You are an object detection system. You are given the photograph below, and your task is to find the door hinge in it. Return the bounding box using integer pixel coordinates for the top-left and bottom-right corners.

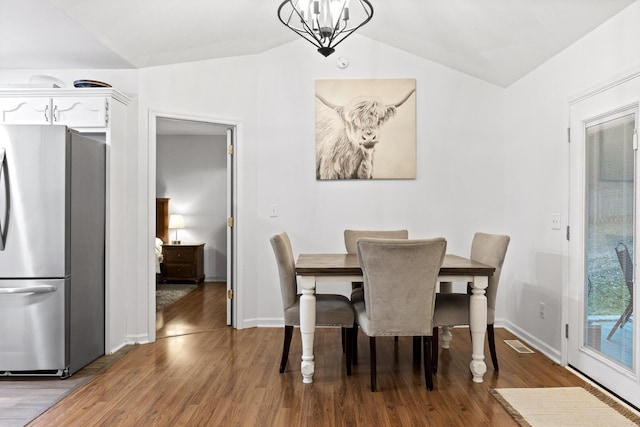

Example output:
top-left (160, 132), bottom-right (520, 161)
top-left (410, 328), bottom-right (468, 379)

top-left (227, 217), bottom-right (234, 227)
top-left (567, 127), bottom-right (571, 143)
top-left (227, 289), bottom-right (233, 299)
top-left (565, 323), bottom-right (569, 339)
top-left (227, 144), bottom-right (234, 155)
top-left (634, 128), bottom-right (638, 150)
top-left (566, 225), bottom-right (570, 241)
top-left (105, 99), bottom-right (109, 125)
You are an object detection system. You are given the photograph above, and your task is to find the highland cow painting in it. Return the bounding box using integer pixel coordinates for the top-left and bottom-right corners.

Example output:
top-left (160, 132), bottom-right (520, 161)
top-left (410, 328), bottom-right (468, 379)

top-left (315, 78), bottom-right (416, 180)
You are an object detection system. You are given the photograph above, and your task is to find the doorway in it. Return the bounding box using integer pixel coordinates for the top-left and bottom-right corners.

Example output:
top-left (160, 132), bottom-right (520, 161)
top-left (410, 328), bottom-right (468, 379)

top-left (568, 75), bottom-right (639, 407)
top-left (148, 111), bottom-right (237, 342)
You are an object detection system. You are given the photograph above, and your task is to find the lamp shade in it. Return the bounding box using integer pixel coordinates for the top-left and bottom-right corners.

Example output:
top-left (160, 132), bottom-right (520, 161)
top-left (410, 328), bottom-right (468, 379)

top-left (169, 214), bottom-right (185, 229)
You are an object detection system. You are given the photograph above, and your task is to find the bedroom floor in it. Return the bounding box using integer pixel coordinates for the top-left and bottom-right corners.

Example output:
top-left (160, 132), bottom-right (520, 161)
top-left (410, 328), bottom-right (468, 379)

top-left (156, 281), bottom-right (228, 337)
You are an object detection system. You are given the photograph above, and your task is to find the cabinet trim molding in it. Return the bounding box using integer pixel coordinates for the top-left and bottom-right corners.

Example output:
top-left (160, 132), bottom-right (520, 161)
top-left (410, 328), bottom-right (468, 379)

top-left (0, 88), bottom-right (131, 105)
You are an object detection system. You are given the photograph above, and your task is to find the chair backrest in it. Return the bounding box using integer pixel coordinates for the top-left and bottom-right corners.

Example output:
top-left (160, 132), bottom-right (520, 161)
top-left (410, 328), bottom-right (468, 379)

top-left (344, 229), bottom-right (409, 254)
top-left (615, 242), bottom-right (634, 294)
top-left (357, 237), bottom-right (447, 335)
top-left (270, 232), bottom-right (297, 311)
top-left (470, 232), bottom-right (510, 323)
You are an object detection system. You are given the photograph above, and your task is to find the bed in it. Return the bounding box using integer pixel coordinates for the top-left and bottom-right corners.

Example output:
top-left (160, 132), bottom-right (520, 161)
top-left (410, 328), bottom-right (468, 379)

top-left (155, 237), bottom-right (164, 274)
top-left (156, 198), bottom-right (170, 275)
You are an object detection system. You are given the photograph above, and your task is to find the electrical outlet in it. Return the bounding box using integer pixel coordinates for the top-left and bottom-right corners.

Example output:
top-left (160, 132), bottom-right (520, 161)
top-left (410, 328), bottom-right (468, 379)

top-left (551, 214), bottom-right (561, 230)
top-left (539, 302), bottom-right (545, 319)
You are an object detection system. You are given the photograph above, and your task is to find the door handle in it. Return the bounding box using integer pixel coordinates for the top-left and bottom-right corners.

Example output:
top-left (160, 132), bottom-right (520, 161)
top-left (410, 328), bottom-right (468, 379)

top-left (0, 285), bottom-right (57, 294)
top-left (0, 148), bottom-right (8, 251)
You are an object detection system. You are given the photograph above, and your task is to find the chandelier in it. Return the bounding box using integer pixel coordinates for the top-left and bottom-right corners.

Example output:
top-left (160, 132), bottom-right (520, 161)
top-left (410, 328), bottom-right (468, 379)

top-left (277, 0), bottom-right (374, 57)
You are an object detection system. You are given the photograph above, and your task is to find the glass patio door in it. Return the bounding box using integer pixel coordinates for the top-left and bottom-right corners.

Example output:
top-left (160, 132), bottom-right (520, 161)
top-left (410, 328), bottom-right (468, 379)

top-left (568, 77), bottom-right (640, 408)
top-left (584, 112), bottom-right (635, 366)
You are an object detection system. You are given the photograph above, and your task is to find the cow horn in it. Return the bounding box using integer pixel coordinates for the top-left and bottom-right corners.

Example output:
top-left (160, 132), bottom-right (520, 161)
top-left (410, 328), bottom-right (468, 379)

top-left (392, 88), bottom-right (416, 108)
top-left (315, 94), bottom-right (338, 110)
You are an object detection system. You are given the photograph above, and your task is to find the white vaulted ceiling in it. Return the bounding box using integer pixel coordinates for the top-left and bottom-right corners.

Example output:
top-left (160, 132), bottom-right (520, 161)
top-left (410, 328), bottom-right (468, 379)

top-left (1, 0), bottom-right (636, 87)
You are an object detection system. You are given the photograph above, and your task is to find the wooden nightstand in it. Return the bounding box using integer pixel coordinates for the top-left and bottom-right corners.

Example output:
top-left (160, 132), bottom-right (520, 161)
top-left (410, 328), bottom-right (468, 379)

top-left (162, 243), bottom-right (205, 283)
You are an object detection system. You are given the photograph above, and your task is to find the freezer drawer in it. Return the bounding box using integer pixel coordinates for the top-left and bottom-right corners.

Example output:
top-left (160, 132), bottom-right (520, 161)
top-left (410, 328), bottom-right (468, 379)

top-left (0, 279), bottom-right (68, 376)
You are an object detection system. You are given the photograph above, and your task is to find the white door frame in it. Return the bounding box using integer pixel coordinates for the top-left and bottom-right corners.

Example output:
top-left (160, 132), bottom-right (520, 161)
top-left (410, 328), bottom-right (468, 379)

top-left (566, 71), bottom-right (640, 407)
top-left (147, 109), bottom-right (240, 342)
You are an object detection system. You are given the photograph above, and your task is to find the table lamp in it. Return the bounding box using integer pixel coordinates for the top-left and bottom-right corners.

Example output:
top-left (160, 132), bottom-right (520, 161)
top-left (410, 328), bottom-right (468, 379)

top-left (169, 214), bottom-right (185, 244)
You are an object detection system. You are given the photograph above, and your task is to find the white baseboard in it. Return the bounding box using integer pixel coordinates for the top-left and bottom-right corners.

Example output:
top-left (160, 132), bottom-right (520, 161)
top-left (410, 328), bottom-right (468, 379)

top-left (125, 333), bottom-right (151, 345)
top-left (500, 319), bottom-right (562, 364)
top-left (107, 341), bottom-right (130, 355)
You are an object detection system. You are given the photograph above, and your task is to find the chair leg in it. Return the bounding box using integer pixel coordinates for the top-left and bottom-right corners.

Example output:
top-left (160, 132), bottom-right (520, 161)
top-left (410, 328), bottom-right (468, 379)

top-left (370, 336), bottom-right (377, 392)
top-left (432, 327), bottom-right (439, 373)
top-left (345, 326), bottom-right (353, 376)
top-left (607, 302), bottom-right (633, 340)
top-left (413, 336), bottom-right (421, 364)
top-left (279, 325), bottom-right (293, 373)
top-left (487, 324), bottom-right (499, 371)
top-left (423, 336), bottom-right (433, 391)
top-left (352, 326), bottom-right (358, 365)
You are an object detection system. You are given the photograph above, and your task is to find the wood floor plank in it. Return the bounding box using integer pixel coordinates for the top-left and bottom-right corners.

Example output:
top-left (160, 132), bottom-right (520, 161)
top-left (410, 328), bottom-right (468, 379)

top-left (27, 282), bottom-right (589, 426)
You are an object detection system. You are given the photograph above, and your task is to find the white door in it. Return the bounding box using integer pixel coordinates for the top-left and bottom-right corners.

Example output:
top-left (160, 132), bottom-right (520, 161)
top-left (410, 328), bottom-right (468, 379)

top-left (226, 128), bottom-right (234, 326)
top-left (568, 76), bottom-right (640, 407)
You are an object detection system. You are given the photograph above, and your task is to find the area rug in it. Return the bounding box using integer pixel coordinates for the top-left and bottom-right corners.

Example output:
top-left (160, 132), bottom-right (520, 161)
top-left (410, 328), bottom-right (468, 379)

top-left (490, 386), bottom-right (640, 426)
top-left (156, 283), bottom-right (197, 311)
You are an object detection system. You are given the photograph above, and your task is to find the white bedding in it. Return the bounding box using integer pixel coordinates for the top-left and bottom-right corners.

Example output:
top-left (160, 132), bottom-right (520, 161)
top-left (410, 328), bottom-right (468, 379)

top-left (155, 237), bottom-right (164, 273)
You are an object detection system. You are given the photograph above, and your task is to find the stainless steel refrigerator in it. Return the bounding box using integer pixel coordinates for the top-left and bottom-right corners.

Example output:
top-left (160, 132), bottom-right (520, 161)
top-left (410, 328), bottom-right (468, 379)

top-left (0, 124), bottom-right (105, 377)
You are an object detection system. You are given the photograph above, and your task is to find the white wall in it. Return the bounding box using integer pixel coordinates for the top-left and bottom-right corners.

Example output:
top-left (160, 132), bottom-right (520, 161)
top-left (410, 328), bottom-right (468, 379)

top-left (11, 4), bottom-right (638, 357)
top-left (138, 34), bottom-right (507, 329)
top-left (157, 134), bottom-right (227, 280)
top-left (502, 2), bottom-right (640, 360)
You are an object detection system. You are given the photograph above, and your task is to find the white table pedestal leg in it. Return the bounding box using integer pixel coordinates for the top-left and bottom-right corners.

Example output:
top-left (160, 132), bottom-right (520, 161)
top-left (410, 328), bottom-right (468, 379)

top-left (469, 275), bottom-right (488, 383)
top-left (299, 276), bottom-right (316, 384)
top-left (438, 281), bottom-right (454, 349)
top-left (441, 326), bottom-right (453, 349)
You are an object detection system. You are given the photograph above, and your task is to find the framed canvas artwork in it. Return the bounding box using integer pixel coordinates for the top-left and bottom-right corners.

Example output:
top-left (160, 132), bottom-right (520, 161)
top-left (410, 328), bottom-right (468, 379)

top-left (315, 78), bottom-right (416, 180)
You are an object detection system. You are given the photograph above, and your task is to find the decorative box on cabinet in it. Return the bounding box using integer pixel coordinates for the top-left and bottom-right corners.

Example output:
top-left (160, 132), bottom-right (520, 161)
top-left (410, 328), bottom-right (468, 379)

top-left (162, 243), bottom-right (205, 283)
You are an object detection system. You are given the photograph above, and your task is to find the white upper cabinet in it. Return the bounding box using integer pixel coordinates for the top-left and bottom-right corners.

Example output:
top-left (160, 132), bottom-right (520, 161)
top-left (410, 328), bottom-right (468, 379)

top-left (0, 97), bottom-right (107, 127)
top-left (0, 88), bottom-right (129, 130)
top-left (0, 97), bottom-right (50, 124)
top-left (53, 97), bottom-right (107, 128)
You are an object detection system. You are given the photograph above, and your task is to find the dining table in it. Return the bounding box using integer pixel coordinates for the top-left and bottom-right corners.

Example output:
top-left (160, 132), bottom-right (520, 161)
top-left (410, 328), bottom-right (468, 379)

top-left (294, 253), bottom-right (495, 384)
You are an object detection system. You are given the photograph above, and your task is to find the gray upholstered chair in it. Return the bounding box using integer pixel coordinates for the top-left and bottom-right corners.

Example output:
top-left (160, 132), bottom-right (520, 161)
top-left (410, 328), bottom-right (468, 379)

top-left (354, 237), bottom-right (447, 391)
top-left (344, 229), bottom-right (410, 362)
top-left (433, 232), bottom-right (510, 371)
top-left (270, 232), bottom-right (356, 375)
top-left (344, 229), bottom-right (409, 303)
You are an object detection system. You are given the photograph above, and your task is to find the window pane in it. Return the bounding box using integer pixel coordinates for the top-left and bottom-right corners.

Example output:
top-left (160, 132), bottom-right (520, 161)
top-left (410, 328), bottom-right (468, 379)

top-left (584, 112), bottom-right (635, 370)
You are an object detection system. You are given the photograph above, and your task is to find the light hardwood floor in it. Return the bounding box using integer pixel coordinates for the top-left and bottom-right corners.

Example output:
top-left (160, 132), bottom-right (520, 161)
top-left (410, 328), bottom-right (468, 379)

top-left (29, 282), bottom-right (587, 426)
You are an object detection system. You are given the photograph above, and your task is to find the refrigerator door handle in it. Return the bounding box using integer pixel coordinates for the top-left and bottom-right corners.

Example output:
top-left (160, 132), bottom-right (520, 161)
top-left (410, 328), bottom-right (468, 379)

top-left (0, 147), bottom-right (8, 251)
top-left (0, 284), bottom-right (57, 294)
